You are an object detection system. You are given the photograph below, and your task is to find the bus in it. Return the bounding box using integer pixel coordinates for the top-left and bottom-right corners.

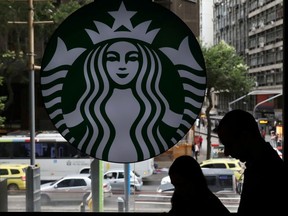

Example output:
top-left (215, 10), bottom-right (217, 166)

top-left (0, 131), bottom-right (155, 182)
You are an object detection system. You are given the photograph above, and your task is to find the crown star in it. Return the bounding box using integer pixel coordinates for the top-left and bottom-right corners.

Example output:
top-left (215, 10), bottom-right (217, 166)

top-left (108, 2), bottom-right (136, 31)
top-left (85, 1), bottom-right (160, 45)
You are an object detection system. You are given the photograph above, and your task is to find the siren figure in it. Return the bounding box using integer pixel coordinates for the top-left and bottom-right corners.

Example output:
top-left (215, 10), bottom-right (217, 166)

top-left (41, 1), bottom-right (206, 163)
top-left (70, 39), bottom-right (182, 162)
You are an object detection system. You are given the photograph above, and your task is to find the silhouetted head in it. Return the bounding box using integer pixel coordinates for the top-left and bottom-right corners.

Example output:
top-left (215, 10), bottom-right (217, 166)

top-left (217, 109), bottom-right (262, 162)
top-left (169, 155), bottom-right (206, 188)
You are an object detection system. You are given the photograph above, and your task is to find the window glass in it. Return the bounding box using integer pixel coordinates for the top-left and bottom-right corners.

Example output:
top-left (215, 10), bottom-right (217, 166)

top-left (213, 163), bottom-right (226, 168)
top-left (228, 163), bottom-right (236, 168)
top-left (0, 143), bottom-right (11, 157)
top-left (1, 0), bottom-right (284, 213)
top-left (0, 169), bottom-right (9, 175)
top-left (201, 164), bottom-right (213, 168)
top-left (57, 179), bottom-right (71, 188)
top-left (218, 175), bottom-right (233, 188)
top-left (72, 179), bottom-right (86, 187)
top-left (205, 176), bottom-right (216, 186)
top-left (118, 172), bottom-right (124, 179)
top-left (10, 169), bottom-right (20, 175)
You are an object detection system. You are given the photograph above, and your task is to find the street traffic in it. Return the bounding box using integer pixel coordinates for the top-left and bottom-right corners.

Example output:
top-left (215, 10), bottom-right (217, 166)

top-left (8, 180), bottom-right (240, 213)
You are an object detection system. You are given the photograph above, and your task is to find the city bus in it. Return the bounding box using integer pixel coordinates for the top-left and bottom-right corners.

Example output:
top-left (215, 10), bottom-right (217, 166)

top-left (0, 131), bottom-right (155, 182)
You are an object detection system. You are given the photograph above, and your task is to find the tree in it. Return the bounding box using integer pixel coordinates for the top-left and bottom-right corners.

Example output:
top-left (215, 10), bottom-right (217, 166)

top-left (0, 0), bottom-right (92, 129)
top-left (0, 73), bottom-right (6, 127)
top-left (201, 40), bottom-right (254, 159)
top-left (0, 51), bottom-right (10, 127)
top-left (0, 50), bottom-right (27, 113)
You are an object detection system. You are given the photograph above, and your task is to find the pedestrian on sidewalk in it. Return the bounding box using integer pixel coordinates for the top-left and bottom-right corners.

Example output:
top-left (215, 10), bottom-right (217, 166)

top-left (191, 143), bottom-right (196, 158)
top-left (199, 135), bottom-right (203, 149)
top-left (194, 144), bottom-right (200, 161)
top-left (270, 130), bottom-right (277, 148)
top-left (167, 155), bottom-right (229, 215)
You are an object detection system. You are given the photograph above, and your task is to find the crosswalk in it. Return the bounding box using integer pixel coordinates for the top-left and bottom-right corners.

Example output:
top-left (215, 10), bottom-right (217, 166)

top-left (135, 193), bottom-right (240, 213)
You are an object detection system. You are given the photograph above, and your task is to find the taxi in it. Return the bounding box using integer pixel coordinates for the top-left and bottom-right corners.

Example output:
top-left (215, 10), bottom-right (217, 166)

top-left (199, 158), bottom-right (245, 181)
top-left (0, 164), bottom-right (28, 191)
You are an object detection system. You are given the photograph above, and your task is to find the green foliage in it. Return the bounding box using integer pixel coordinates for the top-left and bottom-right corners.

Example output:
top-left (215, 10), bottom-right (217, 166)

top-left (202, 40), bottom-right (254, 95)
top-left (0, 50), bottom-right (28, 128)
top-left (0, 50), bottom-right (27, 83)
top-left (51, 0), bottom-right (93, 25)
top-left (0, 0), bottom-right (94, 129)
top-left (0, 53), bottom-right (7, 127)
top-left (200, 40), bottom-right (254, 160)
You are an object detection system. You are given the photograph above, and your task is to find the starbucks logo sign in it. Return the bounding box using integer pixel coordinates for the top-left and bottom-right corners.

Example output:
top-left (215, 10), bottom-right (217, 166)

top-left (40, 0), bottom-right (206, 163)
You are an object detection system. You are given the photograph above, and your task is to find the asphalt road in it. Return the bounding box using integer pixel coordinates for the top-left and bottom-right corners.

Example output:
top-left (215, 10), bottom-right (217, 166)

top-left (5, 129), bottom-right (241, 212)
top-left (7, 178), bottom-right (239, 213)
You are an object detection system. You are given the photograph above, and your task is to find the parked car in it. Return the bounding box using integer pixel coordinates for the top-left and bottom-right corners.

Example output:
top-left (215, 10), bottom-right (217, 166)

top-left (104, 169), bottom-right (143, 194)
top-left (40, 174), bottom-right (112, 204)
top-left (199, 158), bottom-right (245, 181)
top-left (157, 168), bottom-right (238, 194)
top-left (0, 164), bottom-right (28, 191)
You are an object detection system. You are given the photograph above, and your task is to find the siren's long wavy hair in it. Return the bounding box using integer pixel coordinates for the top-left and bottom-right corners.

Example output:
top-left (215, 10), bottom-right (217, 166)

top-left (77, 40), bottom-right (173, 161)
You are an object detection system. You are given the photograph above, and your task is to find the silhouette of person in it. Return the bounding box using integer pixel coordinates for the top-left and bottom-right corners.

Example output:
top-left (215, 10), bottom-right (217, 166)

top-left (168, 155), bottom-right (230, 215)
top-left (217, 109), bottom-right (286, 215)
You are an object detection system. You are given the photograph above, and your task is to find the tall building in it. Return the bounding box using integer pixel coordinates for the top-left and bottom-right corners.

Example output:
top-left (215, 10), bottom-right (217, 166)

top-left (154, 0), bottom-right (199, 37)
top-left (213, 0), bottom-right (283, 122)
top-left (200, 0), bottom-right (214, 47)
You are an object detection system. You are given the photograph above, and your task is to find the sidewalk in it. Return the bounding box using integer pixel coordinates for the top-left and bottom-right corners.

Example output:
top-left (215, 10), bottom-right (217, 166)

top-left (195, 127), bottom-right (219, 163)
top-left (146, 132), bottom-right (212, 185)
top-left (146, 130), bottom-right (219, 185)
top-left (154, 129), bottom-right (216, 169)
top-left (154, 127), bottom-right (273, 173)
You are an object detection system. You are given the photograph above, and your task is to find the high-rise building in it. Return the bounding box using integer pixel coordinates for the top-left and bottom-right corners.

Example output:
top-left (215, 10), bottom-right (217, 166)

top-left (213, 0), bottom-right (283, 122)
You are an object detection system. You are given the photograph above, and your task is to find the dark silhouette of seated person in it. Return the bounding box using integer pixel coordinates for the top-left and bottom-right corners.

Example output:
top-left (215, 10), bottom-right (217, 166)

top-left (168, 155), bottom-right (230, 215)
top-left (217, 109), bottom-right (286, 215)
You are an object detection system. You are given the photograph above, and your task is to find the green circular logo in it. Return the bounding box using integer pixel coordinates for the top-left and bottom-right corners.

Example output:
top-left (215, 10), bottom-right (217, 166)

top-left (40, 0), bottom-right (206, 163)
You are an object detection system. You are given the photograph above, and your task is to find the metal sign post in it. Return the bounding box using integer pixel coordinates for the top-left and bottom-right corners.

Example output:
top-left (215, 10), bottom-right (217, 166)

top-left (28, 0), bottom-right (36, 166)
top-left (0, 179), bottom-right (8, 212)
top-left (26, 165), bottom-right (41, 212)
top-left (90, 159), bottom-right (103, 212)
top-left (124, 163), bottom-right (130, 212)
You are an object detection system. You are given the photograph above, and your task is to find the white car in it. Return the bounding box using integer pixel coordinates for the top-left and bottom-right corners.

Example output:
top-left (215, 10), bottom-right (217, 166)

top-left (104, 169), bottom-right (143, 194)
top-left (40, 174), bottom-right (112, 204)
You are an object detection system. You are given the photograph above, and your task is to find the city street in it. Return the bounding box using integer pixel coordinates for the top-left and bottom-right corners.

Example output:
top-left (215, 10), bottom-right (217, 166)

top-left (5, 128), bottom-right (242, 213)
top-left (7, 183), bottom-right (239, 213)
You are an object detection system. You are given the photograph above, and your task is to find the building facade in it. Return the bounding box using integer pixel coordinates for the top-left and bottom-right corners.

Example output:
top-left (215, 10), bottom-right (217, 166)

top-left (213, 0), bottom-right (283, 123)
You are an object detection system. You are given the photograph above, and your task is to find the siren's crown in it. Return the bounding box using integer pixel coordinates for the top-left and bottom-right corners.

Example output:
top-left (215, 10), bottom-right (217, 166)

top-left (85, 2), bottom-right (160, 44)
